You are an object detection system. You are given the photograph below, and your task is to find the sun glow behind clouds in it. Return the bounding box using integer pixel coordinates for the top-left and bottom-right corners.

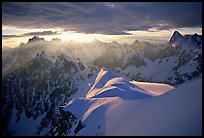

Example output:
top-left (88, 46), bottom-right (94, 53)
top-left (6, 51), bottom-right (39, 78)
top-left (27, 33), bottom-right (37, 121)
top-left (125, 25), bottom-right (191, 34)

top-left (2, 26), bottom-right (63, 47)
top-left (2, 37), bottom-right (29, 48)
top-left (58, 31), bottom-right (130, 43)
top-left (2, 25), bottom-right (202, 48)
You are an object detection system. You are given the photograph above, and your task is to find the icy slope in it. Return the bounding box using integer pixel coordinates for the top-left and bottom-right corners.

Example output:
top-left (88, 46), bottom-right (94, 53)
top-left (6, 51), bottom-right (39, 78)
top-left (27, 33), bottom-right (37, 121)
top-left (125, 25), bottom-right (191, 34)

top-left (62, 68), bottom-right (202, 136)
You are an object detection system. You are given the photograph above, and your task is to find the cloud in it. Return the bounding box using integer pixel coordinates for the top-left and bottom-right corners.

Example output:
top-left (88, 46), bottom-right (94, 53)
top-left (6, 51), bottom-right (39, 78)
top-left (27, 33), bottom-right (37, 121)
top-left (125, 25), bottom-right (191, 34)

top-left (2, 31), bottom-right (60, 38)
top-left (2, 35), bottom-right (21, 39)
top-left (22, 31), bottom-right (59, 36)
top-left (2, 2), bottom-right (202, 35)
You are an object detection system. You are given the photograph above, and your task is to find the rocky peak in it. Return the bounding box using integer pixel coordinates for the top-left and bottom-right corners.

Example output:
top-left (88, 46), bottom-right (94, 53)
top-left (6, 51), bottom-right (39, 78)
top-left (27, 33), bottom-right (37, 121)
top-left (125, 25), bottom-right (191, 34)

top-left (28, 36), bottom-right (45, 43)
top-left (169, 31), bottom-right (183, 43)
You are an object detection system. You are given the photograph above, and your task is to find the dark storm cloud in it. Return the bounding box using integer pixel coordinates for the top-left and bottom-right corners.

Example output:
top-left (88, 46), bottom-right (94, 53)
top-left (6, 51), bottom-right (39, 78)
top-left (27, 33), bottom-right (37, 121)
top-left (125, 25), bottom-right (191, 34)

top-left (2, 2), bottom-right (202, 35)
top-left (2, 31), bottom-right (59, 38)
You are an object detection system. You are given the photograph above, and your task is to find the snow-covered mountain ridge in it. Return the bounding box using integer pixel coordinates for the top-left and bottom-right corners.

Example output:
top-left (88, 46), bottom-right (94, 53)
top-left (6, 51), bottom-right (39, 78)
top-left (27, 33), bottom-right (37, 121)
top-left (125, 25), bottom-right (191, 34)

top-left (62, 68), bottom-right (202, 136)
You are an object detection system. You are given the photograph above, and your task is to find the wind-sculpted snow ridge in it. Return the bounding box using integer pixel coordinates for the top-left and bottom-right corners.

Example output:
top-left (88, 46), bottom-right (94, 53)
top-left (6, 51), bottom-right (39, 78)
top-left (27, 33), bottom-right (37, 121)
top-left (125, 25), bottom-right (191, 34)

top-left (84, 68), bottom-right (174, 99)
top-left (61, 68), bottom-right (202, 136)
top-left (130, 81), bottom-right (175, 96)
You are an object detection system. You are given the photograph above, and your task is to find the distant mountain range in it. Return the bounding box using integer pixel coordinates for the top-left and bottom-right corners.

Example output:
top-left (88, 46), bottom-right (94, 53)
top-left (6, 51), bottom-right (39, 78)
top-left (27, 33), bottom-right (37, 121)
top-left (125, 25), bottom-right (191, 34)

top-left (3, 31), bottom-right (202, 85)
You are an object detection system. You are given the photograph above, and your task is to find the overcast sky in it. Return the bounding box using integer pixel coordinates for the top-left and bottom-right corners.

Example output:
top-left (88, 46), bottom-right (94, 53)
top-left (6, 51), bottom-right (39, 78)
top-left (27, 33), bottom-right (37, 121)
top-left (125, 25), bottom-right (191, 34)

top-left (2, 2), bottom-right (202, 47)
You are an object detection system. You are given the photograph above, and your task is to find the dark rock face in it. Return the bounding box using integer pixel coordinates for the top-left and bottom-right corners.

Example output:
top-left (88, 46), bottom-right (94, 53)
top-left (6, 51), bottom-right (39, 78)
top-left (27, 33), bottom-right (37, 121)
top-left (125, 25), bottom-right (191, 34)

top-left (169, 31), bottom-right (183, 43)
top-left (28, 36), bottom-right (45, 43)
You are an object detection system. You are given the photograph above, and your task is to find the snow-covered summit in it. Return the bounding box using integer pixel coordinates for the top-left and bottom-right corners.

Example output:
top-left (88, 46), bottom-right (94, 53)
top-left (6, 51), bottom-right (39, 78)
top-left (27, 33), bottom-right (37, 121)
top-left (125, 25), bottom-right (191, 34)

top-left (36, 51), bottom-right (56, 63)
top-left (169, 31), bottom-right (202, 50)
top-left (85, 68), bottom-right (159, 99)
top-left (62, 68), bottom-right (201, 136)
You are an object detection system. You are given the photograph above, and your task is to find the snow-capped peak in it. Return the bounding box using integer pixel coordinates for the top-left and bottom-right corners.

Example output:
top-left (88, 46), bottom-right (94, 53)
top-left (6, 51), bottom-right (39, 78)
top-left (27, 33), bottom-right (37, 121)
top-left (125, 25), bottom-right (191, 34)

top-left (169, 31), bottom-right (202, 51)
top-left (36, 51), bottom-right (56, 63)
top-left (169, 31), bottom-right (183, 43)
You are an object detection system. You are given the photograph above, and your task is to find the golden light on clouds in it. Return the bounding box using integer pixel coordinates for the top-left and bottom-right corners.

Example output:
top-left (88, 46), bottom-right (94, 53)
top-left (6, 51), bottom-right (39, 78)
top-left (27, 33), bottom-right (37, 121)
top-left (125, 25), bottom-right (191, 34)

top-left (2, 25), bottom-right (202, 48)
top-left (2, 37), bottom-right (29, 48)
top-left (58, 31), bottom-right (130, 43)
top-left (2, 2), bottom-right (201, 48)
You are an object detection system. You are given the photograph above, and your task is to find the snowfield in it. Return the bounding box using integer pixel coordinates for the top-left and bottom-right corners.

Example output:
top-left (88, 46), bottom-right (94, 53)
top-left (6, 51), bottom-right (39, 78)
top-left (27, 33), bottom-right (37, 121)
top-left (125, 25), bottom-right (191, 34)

top-left (63, 68), bottom-right (201, 136)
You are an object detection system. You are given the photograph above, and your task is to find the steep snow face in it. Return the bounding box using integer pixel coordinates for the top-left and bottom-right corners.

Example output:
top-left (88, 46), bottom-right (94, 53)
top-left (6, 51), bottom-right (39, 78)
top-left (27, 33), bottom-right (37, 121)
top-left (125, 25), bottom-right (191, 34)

top-left (122, 55), bottom-right (179, 82)
top-left (70, 70), bottom-right (99, 99)
top-left (63, 69), bottom-right (201, 136)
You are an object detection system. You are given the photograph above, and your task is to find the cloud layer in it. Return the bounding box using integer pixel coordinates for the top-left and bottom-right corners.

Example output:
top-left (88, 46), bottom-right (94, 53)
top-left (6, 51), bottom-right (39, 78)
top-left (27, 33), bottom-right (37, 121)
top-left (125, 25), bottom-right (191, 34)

top-left (2, 31), bottom-right (59, 38)
top-left (2, 2), bottom-right (202, 35)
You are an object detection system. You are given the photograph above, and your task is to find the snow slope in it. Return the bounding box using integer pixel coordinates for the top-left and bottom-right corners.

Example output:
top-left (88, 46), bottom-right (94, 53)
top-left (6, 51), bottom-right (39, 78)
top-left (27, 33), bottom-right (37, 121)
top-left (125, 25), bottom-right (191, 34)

top-left (122, 55), bottom-right (179, 82)
top-left (70, 70), bottom-right (99, 99)
top-left (130, 81), bottom-right (174, 96)
top-left (61, 68), bottom-right (202, 136)
top-left (104, 78), bottom-right (202, 136)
